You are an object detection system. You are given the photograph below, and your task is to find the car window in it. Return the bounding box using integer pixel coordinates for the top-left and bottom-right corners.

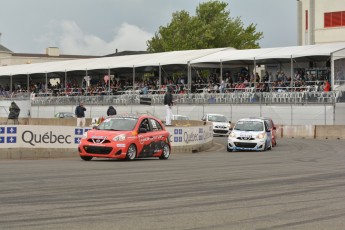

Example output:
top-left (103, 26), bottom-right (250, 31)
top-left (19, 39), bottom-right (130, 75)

top-left (234, 121), bottom-right (264, 131)
top-left (150, 118), bottom-right (162, 131)
top-left (264, 119), bottom-right (272, 129)
top-left (139, 119), bottom-right (151, 132)
top-left (97, 117), bottom-right (137, 131)
top-left (208, 115), bottom-right (227, 122)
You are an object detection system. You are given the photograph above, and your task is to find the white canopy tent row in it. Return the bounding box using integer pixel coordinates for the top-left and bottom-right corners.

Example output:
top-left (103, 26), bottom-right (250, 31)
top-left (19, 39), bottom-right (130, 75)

top-left (1, 43), bottom-right (345, 93)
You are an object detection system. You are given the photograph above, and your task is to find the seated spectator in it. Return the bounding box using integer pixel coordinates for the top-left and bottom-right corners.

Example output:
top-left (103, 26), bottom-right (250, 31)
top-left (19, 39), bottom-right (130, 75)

top-left (323, 79), bottom-right (331, 92)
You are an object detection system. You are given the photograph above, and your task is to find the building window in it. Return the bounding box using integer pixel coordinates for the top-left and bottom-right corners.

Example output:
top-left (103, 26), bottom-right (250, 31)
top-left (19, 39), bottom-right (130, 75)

top-left (306, 10), bottom-right (308, 30)
top-left (324, 11), bottom-right (345, 28)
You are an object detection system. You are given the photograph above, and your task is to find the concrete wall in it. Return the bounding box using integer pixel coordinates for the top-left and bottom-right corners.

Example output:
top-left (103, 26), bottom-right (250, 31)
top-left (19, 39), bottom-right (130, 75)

top-left (0, 119), bottom-right (214, 159)
top-left (279, 124), bottom-right (345, 139)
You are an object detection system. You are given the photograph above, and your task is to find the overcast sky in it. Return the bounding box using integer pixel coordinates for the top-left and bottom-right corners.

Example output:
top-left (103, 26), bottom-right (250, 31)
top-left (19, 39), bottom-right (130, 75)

top-left (0, 0), bottom-right (297, 56)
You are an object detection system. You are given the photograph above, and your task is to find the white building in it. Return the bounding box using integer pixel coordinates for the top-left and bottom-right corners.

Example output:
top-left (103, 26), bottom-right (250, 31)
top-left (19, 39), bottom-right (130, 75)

top-left (298, 0), bottom-right (345, 45)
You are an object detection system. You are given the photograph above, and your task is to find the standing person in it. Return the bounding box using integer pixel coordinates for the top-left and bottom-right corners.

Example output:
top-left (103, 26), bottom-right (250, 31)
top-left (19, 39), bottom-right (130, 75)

top-left (107, 105), bottom-right (116, 117)
top-left (164, 87), bottom-right (173, 126)
top-left (75, 101), bottom-right (86, 127)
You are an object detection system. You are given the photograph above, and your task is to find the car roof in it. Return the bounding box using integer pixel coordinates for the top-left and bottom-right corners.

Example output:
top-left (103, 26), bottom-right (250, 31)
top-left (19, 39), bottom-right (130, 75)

top-left (110, 114), bottom-right (162, 121)
top-left (173, 114), bottom-right (188, 117)
top-left (237, 118), bottom-right (265, 122)
top-left (206, 113), bottom-right (226, 116)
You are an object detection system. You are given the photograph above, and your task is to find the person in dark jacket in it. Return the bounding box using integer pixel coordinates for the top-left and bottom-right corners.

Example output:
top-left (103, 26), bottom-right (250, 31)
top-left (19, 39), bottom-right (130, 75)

top-left (75, 101), bottom-right (86, 127)
top-left (164, 87), bottom-right (174, 126)
top-left (8, 101), bottom-right (20, 119)
top-left (107, 106), bottom-right (117, 117)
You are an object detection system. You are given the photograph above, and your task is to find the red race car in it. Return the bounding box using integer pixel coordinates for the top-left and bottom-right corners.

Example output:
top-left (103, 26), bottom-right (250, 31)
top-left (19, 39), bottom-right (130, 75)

top-left (78, 114), bottom-right (171, 161)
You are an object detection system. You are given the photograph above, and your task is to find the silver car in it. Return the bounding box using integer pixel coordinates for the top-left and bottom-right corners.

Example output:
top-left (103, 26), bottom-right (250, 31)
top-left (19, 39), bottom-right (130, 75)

top-left (227, 118), bottom-right (272, 152)
top-left (202, 114), bottom-right (231, 136)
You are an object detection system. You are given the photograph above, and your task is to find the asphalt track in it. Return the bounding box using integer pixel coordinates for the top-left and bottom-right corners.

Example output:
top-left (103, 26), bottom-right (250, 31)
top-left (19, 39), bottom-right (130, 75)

top-left (1, 137), bottom-right (345, 230)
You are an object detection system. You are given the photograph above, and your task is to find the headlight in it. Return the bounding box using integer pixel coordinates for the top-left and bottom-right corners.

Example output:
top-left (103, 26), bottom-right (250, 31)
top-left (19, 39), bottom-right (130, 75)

top-left (113, 134), bottom-right (126, 142)
top-left (229, 132), bottom-right (236, 138)
top-left (81, 132), bottom-right (88, 139)
top-left (257, 132), bottom-right (266, 139)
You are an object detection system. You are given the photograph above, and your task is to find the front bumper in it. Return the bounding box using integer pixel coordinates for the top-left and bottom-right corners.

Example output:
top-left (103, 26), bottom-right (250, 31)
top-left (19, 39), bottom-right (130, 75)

top-left (228, 138), bottom-right (266, 151)
top-left (213, 128), bottom-right (231, 136)
top-left (78, 142), bottom-right (128, 159)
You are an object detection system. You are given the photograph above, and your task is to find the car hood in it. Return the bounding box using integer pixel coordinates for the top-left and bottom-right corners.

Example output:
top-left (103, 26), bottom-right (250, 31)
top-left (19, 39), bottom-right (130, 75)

top-left (232, 130), bottom-right (262, 137)
top-left (212, 122), bottom-right (229, 126)
top-left (86, 130), bottom-right (133, 139)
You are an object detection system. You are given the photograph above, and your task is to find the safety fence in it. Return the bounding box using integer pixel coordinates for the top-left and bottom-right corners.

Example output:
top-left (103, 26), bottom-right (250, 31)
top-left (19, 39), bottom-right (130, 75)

top-left (29, 91), bottom-right (345, 106)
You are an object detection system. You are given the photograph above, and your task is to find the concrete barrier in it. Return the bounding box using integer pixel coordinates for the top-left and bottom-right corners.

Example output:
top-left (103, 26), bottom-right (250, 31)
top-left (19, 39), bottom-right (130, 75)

top-left (279, 125), bottom-right (345, 139)
top-left (315, 125), bottom-right (345, 140)
top-left (280, 125), bottom-right (315, 139)
top-left (0, 119), bottom-right (213, 159)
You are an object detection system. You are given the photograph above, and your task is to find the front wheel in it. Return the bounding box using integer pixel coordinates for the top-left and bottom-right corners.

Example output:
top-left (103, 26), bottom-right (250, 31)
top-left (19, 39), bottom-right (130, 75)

top-left (80, 156), bottom-right (93, 161)
top-left (159, 143), bottom-right (170, 160)
top-left (227, 145), bottom-right (233, 152)
top-left (126, 144), bottom-right (137, 160)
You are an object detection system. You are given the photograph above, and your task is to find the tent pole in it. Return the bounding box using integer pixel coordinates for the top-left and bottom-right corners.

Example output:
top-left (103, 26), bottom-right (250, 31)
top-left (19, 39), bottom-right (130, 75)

top-left (64, 70), bottom-right (67, 94)
top-left (254, 58), bottom-right (256, 86)
top-left (85, 69), bottom-right (88, 89)
top-left (187, 61), bottom-right (191, 94)
top-left (45, 72), bottom-right (48, 91)
top-left (10, 74), bottom-right (12, 92)
top-left (331, 52), bottom-right (335, 90)
top-left (132, 66), bottom-right (135, 90)
top-left (27, 73), bottom-right (30, 94)
top-left (291, 55), bottom-right (294, 90)
top-left (108, 67), bottom-right (111, 95)
top-left (220, 60), bottom-right (223, 83)
top-left (159, 64), bottom-right (161, 89)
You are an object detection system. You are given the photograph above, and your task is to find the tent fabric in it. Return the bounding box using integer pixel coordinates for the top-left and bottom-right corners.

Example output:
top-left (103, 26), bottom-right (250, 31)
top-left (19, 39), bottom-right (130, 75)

top-left (1, 43), bottom-right (345, 76)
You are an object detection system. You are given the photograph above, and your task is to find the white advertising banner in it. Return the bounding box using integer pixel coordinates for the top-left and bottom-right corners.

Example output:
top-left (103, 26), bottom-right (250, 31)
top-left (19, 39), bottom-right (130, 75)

top-left (165, 125), bottom-right (213, 147)
top-left (0, 124), bottom-right (213, 149)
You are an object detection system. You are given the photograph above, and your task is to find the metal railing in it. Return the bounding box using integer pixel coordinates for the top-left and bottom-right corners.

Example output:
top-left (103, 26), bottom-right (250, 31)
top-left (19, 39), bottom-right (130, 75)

top-left (29, 91), bottom-right (345, 106)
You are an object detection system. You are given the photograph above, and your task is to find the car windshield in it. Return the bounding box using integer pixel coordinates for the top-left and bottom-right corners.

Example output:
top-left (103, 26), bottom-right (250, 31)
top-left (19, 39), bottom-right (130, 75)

top-left (97, 117), bottom-right (138, 131)
top-left (208, 115), bottom-right (227, 122)
top-left (234, 121), bottom-right (264, 131)
top-left (175, 116), bottom-right (188, 120)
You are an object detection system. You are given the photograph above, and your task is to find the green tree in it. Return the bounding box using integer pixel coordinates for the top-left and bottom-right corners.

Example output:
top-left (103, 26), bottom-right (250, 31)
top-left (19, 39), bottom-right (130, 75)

top-left (147, 1), bottom-right (263, 52)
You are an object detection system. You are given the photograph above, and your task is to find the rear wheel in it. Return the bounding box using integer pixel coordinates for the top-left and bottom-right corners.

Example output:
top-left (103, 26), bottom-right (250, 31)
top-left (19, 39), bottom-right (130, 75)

top-left (80, 156), bottom-right (93, 161)
top-left (126, 144), bottom-right (137, 160)
top-left (159, 143), bottom-right (170, 159)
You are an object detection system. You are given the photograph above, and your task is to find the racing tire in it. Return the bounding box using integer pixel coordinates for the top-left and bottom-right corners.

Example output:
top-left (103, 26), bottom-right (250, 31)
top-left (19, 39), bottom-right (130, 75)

top-left (159, 143), bottom-right (170, 160)
top-left (126, 144), bottom-right (137, 161)
top-left (227, 146), bottom-right (233, 152)
top-left (80, 156), bottom-right (93, 161)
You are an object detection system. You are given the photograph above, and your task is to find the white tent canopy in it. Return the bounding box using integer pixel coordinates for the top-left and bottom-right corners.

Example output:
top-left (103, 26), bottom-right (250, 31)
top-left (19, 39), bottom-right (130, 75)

top-left (0, 48), bottom-right (228, 76)
top-left (1, 43), bottom-right (345, 76)
top-left (1, 43), bottom-right (345, 90)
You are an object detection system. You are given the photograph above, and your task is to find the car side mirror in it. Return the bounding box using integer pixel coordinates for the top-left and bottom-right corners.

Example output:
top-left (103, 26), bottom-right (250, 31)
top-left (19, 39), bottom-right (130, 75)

top-left (92, 125), bottom-right (98, 129)
top-left (139, 128), bottom-right (147, 133)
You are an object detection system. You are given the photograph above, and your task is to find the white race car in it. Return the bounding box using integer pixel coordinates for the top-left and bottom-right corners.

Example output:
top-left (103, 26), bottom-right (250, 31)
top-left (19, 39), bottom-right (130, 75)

top-left (227, 118), bottom-right (272, 152)
top-left (202, 114), bottom-right (231, 136)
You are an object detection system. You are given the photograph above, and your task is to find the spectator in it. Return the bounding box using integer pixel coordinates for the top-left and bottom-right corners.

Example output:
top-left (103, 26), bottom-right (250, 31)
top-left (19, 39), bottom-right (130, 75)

top-left (164, 87), bottom-right (174, 126)
top-left (323, 79), bottom-right (331, 92)
top-left (75, 101), bottom-right (86, 127)
top-left (107, 106), bottom-right (117, 117)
